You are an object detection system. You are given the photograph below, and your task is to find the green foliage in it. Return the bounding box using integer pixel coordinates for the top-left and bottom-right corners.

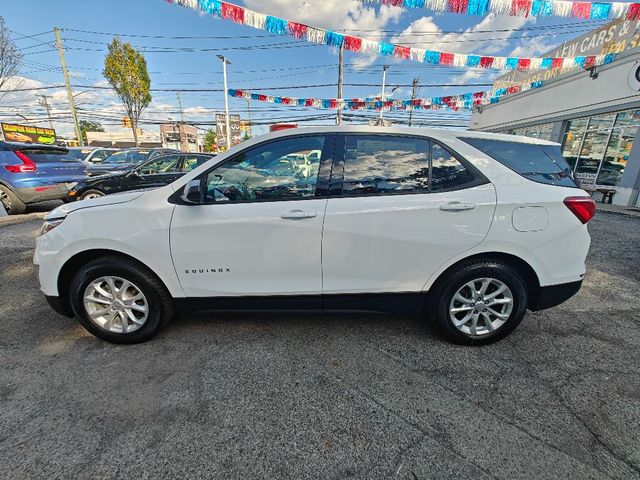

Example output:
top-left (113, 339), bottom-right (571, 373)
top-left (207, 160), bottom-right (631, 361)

top-left (78, 120), bottom-right (104, 143)
top-left (203, 129), bottom-right (217, 152)
top-left (103, 38), bottom-right (151, 145)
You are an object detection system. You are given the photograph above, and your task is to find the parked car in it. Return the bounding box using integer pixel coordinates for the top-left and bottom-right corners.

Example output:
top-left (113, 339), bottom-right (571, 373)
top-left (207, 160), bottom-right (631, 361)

top-left (0, 142), bottom-right (86, 215)
top-left (68, 153), bottom-right (213, 201)
top-left (85, 148), bottom-right (180, 176)
top-left (66, 147), bottom-right (119, 164)
top-left (34, 127), bottom-right (595, 345)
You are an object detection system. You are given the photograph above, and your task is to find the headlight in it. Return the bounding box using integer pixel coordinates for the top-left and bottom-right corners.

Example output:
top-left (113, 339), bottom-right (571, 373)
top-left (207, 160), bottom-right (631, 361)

top-left (39, 217), bottom-right (65, 236)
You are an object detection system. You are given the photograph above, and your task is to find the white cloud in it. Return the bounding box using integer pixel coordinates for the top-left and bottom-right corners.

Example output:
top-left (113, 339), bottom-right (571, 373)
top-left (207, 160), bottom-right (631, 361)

top-left (391, 14), bottom-right (532, 55)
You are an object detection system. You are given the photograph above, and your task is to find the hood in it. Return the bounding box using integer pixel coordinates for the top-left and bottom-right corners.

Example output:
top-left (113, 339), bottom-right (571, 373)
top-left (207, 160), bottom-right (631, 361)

top-left (87, 163), bottom-right (132, 172)
top-left (45, 191), bottom-right (145, 219)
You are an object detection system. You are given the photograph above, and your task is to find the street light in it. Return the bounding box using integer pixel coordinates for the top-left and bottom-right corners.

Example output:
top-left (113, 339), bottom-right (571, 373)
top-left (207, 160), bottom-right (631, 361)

top-left (217, 54), bottom-right (232, 150)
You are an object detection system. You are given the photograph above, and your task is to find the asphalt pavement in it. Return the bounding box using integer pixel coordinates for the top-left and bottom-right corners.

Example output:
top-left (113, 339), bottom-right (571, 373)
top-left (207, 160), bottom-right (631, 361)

top-left (1, 209), bottom-right (639, 479)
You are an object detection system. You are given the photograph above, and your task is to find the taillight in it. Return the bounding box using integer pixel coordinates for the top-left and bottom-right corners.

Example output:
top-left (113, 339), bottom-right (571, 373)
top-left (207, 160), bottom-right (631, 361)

top-left (4, 151), bottom-right (37, 173)
top-left (564, 196), bottom-right (596, 224)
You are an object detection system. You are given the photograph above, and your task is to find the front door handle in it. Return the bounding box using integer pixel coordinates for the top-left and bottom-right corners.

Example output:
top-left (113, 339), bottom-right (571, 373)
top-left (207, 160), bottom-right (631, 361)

top-left (281, 209), bottom-right (317, 220)
top-left (439, 202), bottom-right (476, 212)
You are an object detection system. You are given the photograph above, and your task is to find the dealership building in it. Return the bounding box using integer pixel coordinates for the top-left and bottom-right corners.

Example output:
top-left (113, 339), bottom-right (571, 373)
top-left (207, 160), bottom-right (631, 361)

top-left (470, 19), bottom-right (640, 208)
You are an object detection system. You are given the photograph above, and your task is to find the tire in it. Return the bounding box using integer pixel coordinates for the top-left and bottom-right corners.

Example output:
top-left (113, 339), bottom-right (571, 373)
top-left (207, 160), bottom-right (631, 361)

top-left (0, 185), bottom-right (26, 215)
top-left (68, 256), bottom-right (174, 344)
top-left (79, 189), bottom-right (105, 201)
top-left (431, 261), bottom-right (528, 346)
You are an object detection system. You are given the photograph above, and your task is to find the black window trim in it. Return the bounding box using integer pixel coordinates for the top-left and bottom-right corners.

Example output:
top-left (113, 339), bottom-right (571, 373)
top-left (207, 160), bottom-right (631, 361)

top-left (169, 133), bottom-right (336, 206)
top-left (328, 132), bottom-right (489, 200)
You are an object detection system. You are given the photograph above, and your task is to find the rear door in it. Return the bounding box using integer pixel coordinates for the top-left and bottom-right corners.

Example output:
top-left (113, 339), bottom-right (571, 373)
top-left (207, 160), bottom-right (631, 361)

top-left (321, 134), bottom-right (496, 299)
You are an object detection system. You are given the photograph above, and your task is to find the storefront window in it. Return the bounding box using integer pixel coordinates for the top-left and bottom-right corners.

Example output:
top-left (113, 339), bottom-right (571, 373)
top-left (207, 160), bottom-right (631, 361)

top-left (509, 123), bottom-right (554, 141)
top-left (561, 117), bottom-right (589, 170)
top-left (573, 114), bottom-right (616, 187)
top-left (596, 110), bottom-right (640, 186)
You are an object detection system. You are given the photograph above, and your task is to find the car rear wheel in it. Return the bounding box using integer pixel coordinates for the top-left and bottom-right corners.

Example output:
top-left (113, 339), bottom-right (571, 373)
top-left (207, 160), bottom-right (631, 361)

top-left (79, 189), bottom-right (105, 201)
top-left (0, 185), bottom-right (26, 215)
top-left (68, 256), bottom-right (174, 344)
top-left (432, 261), bottom-right (527, 345)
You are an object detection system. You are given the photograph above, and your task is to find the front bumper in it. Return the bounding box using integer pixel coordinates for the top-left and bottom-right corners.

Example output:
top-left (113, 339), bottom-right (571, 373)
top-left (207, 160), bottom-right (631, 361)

top-left (529, 280), bottom-right (583, 311)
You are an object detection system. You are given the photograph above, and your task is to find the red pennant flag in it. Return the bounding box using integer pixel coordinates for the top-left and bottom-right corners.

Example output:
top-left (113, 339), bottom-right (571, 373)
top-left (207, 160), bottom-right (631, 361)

top-left (627, 3), bottom-right (640, 20)
top-left (448, 0), bottom-right (469, 13)
top-left (551, 57), bottom-right (563, 69)
top-left (288, 22), bottom-right (308, 39)
top-left (344, 36), bottom-right (362, 52)
top-left (439, 52), bottom-right (454, 65)
top-left (480, 56), bottom-right (494, 68)
top-left (571, 2), bottom-right (591, 18)
top-left (510, 0), bottom-right (532, 16)
top-left (221, 2), bottom-right (244, 23)
top-left (393, 45), bottom-right (411, 59)
top-left (517, 58), bottom-right (531, 69)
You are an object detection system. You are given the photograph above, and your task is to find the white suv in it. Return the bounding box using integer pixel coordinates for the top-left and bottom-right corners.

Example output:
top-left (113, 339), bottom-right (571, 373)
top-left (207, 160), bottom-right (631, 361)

top-left (34, 127), bottom-right (595, 345)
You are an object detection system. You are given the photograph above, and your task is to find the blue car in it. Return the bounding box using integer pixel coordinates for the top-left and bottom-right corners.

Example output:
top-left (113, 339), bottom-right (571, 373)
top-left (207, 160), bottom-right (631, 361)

top-left (0, 142), bottom-right (86, 215)
top-left (86, 148), bottom-right (180, 176)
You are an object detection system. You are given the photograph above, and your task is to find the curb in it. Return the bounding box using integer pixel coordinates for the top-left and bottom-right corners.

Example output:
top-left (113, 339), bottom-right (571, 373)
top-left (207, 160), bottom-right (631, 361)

top-left (0, 212), bottom-right (47, 227)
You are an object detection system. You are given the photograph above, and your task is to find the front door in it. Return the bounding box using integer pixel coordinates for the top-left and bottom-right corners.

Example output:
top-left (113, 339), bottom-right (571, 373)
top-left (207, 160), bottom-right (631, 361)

top-left (170, 134), bottom-right (334, 300)
top-left (321, 134), bottom-right (496, 298)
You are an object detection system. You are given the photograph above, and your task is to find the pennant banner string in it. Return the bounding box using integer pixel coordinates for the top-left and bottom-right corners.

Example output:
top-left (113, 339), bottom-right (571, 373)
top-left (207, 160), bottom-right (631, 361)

top-left (360, 0), bottom-right (640, 21)
top-left (164, 0), bottom-right (617, 71)
top-left (227, 81), bottom-right (545, 112)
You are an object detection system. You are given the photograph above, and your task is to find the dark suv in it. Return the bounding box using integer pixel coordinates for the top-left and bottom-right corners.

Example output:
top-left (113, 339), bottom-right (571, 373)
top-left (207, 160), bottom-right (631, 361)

top-left (86, 148), bottom-right (180, 176)
top-left (0, 142), bottom-right (86, 215)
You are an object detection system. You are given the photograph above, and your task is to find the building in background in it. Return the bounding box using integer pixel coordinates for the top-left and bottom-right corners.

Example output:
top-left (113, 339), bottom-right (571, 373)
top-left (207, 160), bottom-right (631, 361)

top-left (160, 123), bottom-right (199, 152)
top-left (86, 129), bottom-right (161, 148)
top-left (471, 19), bottom-right (640, 208)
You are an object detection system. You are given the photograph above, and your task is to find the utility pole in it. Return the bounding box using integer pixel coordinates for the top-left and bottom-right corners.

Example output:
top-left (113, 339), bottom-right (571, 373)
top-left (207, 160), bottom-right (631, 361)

top-left (408, 77), bottom-right (419, 127)
top-left (379, 65), bottom-right (389, 121)
top-left (217, 54), bottom-right (232, 150)
top-left (336, 43), bottom-right (344, 126)
top-left (245, 97), bottom-right (252, 138)
top-left (38, 95), bottom-right (54, 131)
top-left (54, 27), bottom-right (83, 146)
top-left (176, 92), bottom-right (188, 151)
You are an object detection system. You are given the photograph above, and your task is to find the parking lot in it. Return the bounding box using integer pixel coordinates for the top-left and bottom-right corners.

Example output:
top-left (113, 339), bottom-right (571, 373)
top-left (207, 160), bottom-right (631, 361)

top-left (0, 208), bottom-right (638, 479)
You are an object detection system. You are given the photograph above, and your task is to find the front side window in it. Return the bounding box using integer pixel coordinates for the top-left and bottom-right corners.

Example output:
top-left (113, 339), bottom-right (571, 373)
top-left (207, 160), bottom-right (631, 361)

top-left (138, 155), bottom-right (181, 175)
top-left (182, 154), bottom-right (211, 172)
top-left (203, 136), bottom-right (324, 203)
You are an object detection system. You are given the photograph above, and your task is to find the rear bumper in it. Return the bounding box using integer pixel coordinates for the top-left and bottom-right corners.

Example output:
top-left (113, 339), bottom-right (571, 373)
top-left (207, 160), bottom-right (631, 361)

top-left (15, 184), bottom-right (73, 204)
top-left (529, 280), bottom-right (582, 311)
top-left (45, 295), bottom-right (74, 317)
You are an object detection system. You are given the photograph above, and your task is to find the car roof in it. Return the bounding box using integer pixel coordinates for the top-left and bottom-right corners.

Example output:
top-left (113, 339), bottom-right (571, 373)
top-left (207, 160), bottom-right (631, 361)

top-left (247, 126), bottom-right (560, 147)
top-left (0, 141), bottom-right (69, 152)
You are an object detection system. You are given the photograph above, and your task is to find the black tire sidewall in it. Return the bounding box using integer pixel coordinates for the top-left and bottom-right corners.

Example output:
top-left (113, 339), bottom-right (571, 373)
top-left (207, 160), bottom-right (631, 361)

top-left (69, 260), bottom-right (165, 344)
top-left (0, 185), bottom-right (26, 215)
top-left (434, 262), bottom-right (528, 346)
top-left (79, 190), bottom-right (105, 201)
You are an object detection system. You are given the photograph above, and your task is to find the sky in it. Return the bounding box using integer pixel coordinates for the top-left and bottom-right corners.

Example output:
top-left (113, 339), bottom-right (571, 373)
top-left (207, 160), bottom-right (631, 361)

top-left (0, 0), bottom-right (608, 138)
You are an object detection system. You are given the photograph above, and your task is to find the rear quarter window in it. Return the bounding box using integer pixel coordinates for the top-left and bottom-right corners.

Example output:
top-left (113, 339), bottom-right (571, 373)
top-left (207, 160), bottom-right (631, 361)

top-left (461, 137), bottom-right (577, 188)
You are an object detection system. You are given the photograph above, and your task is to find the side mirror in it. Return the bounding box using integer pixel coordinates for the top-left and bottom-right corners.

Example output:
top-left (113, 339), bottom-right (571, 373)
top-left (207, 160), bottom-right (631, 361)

top-left (181, 179), bottom-right (202, 204)
top-left (91, 158), bottom-right (104, 163)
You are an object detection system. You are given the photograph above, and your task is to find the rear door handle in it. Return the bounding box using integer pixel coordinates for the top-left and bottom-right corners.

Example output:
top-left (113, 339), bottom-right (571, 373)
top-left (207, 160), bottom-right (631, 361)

top-left (439, 202), bottom-right (476, 211)
top-left (281, 209), bottom-right (317, 220)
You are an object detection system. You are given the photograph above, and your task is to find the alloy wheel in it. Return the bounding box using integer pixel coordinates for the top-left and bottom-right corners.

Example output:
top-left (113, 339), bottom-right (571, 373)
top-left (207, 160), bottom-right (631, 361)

top-left (0, 190), bottom-right (12, 213)
top-left (449, 277), bottom-right (514, 337)
top-left (83, 276), bottom-right (149, 334)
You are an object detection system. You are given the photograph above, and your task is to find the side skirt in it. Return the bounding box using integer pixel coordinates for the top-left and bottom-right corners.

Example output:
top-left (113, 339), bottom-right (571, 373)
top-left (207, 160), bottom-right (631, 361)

top-left (174, 292), bottom-right (428, 316)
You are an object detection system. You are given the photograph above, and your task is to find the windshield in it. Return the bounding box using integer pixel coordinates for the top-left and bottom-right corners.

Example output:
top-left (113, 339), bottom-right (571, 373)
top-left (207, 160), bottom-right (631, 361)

top-left (104, 150), bottom-right (152, 164)
top-left (66, 149), bottom-right (93, 161)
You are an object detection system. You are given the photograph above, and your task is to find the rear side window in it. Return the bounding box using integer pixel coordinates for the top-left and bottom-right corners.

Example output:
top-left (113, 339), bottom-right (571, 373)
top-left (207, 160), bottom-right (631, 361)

top-left (18, 148), bottom-right (70, 163)
top-left (461, 137), bottom-right (577, 187)
top-left (339, 135), bottom-right (481, 196)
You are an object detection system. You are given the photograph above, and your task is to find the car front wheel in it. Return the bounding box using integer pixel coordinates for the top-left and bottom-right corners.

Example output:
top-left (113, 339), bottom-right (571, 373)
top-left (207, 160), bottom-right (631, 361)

top-left (79, 189), bottom-right (105, 201)
top-left (432, 261), bottom-right (528, 345)
top-left (68, 256), bottom-right (174, 343)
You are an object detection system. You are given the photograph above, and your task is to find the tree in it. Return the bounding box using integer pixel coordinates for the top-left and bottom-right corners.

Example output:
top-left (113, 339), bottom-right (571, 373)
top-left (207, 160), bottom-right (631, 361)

top-left (0, 16), bottom-right (22, 100)
top-left (103, 38), bottom-right (151, 146)
top-left (78, 120), bottom-right (104, 144)
top-left (203, 129), bottom-right (217, 152)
